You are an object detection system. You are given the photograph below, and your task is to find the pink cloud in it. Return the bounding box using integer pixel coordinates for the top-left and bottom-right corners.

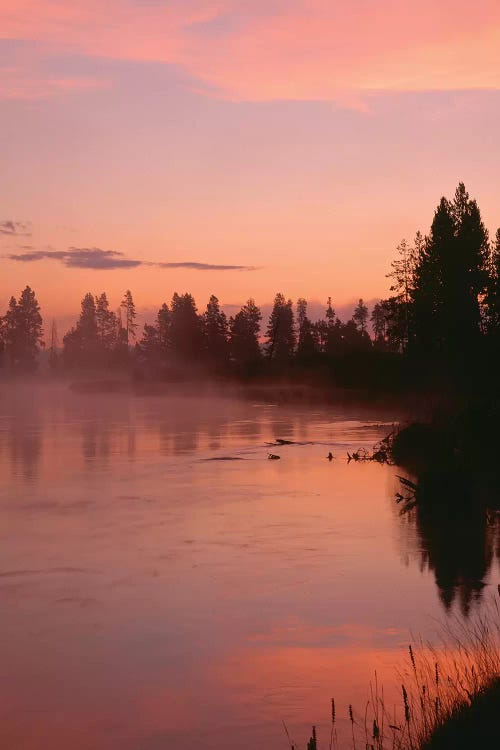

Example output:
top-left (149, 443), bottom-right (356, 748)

top-left (1, 1), bottom-right (499, 101)
top-left (0, 67), bottom-right (110, 100)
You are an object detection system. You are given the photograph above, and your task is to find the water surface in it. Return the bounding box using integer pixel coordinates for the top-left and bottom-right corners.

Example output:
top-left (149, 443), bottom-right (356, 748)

top-left (1, 383), bottom-right (498, 749)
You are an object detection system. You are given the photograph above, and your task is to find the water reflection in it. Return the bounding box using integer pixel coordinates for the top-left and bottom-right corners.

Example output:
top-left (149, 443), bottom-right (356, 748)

top-left (2, 382), bottom-right (500, 749)
top-left (0, 418), bottom-right (42, 481)
top-left (81, 420), bottom-right (111, 464)
top-left (397, 470), bottom-right (500, 615)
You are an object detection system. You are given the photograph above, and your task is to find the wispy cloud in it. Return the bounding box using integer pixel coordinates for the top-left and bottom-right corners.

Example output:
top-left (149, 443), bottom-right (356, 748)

top-left (6, 246), bottom-right (257, 271)
top-left (0, 220), bottom-right (32, 236)
top-left (1, 2), bottom-right (499, 103)
top-left (156, 261), bottom-right (257, 271)
top-left (7, 247), bottom-right (141, 269)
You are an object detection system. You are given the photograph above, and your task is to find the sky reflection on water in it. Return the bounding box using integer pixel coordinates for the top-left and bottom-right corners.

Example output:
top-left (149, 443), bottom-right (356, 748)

top-left (1, 383), bottom-right (499, 749)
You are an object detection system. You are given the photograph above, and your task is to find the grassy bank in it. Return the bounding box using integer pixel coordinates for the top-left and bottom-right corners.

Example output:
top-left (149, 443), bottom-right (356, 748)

top-left (287, 600), bottom-right (500, 750)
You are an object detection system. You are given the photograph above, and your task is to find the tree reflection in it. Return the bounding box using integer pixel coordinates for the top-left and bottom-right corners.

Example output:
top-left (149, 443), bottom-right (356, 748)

top-left (398, 470), bottom-right (500, 616)
top-left (3, 422), bottom-right (42, 481)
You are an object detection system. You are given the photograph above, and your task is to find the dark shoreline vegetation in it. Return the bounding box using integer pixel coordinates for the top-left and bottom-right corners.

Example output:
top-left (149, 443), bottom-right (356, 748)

top-left (3, 183), bottom-right (500, 746)
top-left (1, 182), bottom-right (500, 402)
top-left (289, 596), bottom-right (500, 750)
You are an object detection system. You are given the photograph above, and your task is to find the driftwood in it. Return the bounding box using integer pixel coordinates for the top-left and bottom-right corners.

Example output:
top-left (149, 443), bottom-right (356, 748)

top-left (347, 431), bottom-right (396, 464)
top-left (395, 475), bottom-right (418, 511)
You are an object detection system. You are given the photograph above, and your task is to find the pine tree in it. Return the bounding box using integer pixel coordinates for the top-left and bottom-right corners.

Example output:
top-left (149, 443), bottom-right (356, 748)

top-left (353, 298), bottom-right (368, 333)
top-left (486, 229), bottom-right (500, 333)
top-left (266, 293), bottom-right (296, 362)
top-left (136, 323), bottom-right (161, 367)
top-left (3, 287), bottom-right (44, 371)
top-left (3, 296), bottom-right (20, 367)
top-left (412, 184), bottom-right (489, 358)
top-left (324, 297), bottom-right (341, 354)
top-left (169, 292), bottom-right (203, 360)
top-left (203, 295), bottom-right (229, 365)
top-left (296, 298), bottom-right (317, 358)
top-left (157, 303), bottom-right (171, 354)
top-left (62, 292), bottom-right (98, 367)
top-left (371, 301), bottom-right (387, 343)
top-left (48, 320), bottom-right (59, 372)
top-left (96, 293), bottom-right (118, 356)
top-left (229, 299), bottom-right (262, 370)
top-left (121, 290), bottom-right (137, 345)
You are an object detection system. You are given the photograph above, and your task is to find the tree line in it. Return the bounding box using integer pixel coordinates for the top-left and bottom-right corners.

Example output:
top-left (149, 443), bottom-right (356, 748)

top-left (1, 183), bottom-right (499, 387)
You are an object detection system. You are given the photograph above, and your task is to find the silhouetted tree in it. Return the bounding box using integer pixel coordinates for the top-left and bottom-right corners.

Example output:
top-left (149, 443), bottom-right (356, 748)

top-left (380, 296), bottom-right (408, 352)
top-left (0, 315), bottom-right (5, 366)
top-left (96, 292), bottom-right (118, 355)
top-left (229, 298), bottom-right (262, 371)
top-left (353, 299), bottom-right (368, 333)
top-left (266, 293), bottom-right (296, 363)
top-left (48, 320), bottom-right (59, 372)
top-left (136, 323), bottom-right (161, 368)
top-left (121, 290), bottom-right (137, 345)
top-left (386, 236), bottom-right (420, 350)
top-left (2, 286), bottom-right (43, 371)
top-left (338, 317), bottom-right (371, 352)
top-left (203, 295), bottom-right (229, 366)
top-left (63, 292), bottom-right (99, 367)
top-left (314, 318), bottom-right (328, 352)
top-left (324, 297), bottom-right (342, 354)
top-left (296, 298), bottom-right (317, 358)
top-left (371, 301), bottom-right (387, 344)
top-left (80, 293), bottom-right (98, 345)
top-left (169, 292), bottom-right (203, 360)
top-left (412, 184), bottom-right (489, 359)
top-left (486, 229), bottom-right (500, 334)
top-left (157, 303), bottom-right (171, 353)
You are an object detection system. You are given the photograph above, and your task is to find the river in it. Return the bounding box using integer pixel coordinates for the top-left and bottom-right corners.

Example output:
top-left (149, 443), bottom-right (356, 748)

top-left (1, 382), bottom-right (498, 749)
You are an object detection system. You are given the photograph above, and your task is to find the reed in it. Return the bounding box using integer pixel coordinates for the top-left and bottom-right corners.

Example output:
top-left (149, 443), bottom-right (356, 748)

top-left (283, 595), bottom-right (500, 749)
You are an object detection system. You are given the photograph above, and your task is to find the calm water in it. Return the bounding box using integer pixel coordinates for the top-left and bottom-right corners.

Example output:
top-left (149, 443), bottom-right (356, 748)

top-left (1, 382), bottom-right (499, 749)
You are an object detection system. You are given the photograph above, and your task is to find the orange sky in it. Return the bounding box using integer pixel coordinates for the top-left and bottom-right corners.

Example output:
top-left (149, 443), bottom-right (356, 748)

top-left (1, 1), bottom-right (500, 328)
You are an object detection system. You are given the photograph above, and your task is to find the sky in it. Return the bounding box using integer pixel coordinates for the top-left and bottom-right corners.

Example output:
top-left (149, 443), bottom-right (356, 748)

top-left (1, 0), bottom-right (500, 331)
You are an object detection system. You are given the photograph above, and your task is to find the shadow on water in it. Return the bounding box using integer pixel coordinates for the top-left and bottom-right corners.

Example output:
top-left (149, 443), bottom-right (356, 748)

top-left (396, 467), bottom-right (500, 616)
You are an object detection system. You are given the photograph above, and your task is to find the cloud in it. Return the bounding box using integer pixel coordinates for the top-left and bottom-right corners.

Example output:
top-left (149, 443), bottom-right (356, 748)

top-left (156, 261), bottom-right (256, 271)
top-left (7, 247), bottom-right (141, 269)
top-left (0, 220), bottom-right (32, 236)
top-left (6, 246), bottom-right (257, 271)
top-left (1, 2), bottom-right (500, 103)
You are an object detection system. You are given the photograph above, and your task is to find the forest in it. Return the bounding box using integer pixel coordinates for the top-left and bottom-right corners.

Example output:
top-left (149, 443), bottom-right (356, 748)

top-left (1, 183), bottom-right (499, 392)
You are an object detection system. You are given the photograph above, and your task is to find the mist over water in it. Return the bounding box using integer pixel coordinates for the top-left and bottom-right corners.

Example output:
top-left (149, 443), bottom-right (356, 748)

top-left (1, 383), bottom-right (499, 749)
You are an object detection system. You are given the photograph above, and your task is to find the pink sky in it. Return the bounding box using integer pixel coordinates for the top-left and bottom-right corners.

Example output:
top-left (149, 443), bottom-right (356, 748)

top-left (1, 1), bottom-right (500, 329)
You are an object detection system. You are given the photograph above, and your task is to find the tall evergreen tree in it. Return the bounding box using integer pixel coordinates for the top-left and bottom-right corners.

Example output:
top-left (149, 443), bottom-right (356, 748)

top-left (296, 298), bottom-right (317, 358)
top-left (203, 295), bottom-right (229, 365)
top-left (121, 290), bottom-right (137, 344)
top-left (3, 287), bottom-right (44, 371)
top-left (157, 303), bottom-right (171, 354)
top-left (169, 292), bottom-right (203, 360)
top-left (387, 237), bottom-right (420, 350)
top-left (486, 229), bottom-right (500, 333)
top-left (371, 301), bottom-right (387, 343)
top-left (324, 297), bottom-right (341, 354)
top-left (266, 293), bottom-right (296, 362)
top-left (79, 293), bottom-right (98, 348)
top-left (136, 323), bottom-right (161, 367)
top-left (48, 320), bottom-right (59, 372)
top-left (96, 292), bottom-right (118, 354)
top-left (353, 298), bottom-right (369, 333)
top-left (229, 299), bottom-right (262, 370)
top-left (412, 184), bottom-right (489, 358)
top-left (63, 292), bottom-right (98, 367)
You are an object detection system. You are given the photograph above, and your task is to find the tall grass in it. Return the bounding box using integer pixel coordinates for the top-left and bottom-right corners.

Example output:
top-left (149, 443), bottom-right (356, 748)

top-left (284, 594), bottom-right (500, 749)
